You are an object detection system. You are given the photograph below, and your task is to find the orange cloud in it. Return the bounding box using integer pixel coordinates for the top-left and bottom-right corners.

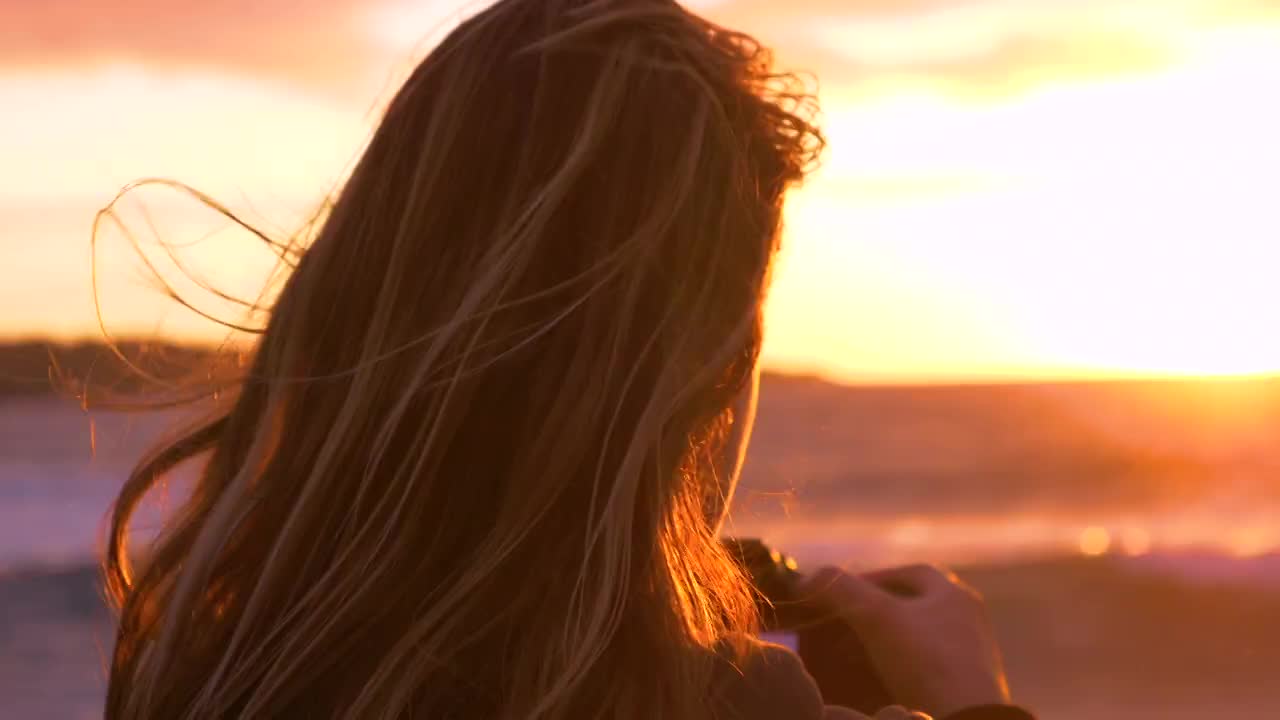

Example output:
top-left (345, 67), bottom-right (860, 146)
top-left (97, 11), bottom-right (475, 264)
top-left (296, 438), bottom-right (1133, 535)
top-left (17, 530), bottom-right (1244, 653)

top-left (1222, 0), bottom-right (1280, 17)
top-left (877, 31), bottom-right (1172, 96)
top-left (708, 1), bottom-right (1180, 94)
top-left (703, 27), bottom-right (1169, 99)
top-left (706, 0), bottom-right (970, 21)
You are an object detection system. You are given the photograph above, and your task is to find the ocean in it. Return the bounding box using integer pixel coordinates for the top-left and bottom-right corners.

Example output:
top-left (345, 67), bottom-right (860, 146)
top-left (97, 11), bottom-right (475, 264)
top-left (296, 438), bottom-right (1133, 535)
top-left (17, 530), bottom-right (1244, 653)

top-left (4, 377), bottom-right (1280, 719)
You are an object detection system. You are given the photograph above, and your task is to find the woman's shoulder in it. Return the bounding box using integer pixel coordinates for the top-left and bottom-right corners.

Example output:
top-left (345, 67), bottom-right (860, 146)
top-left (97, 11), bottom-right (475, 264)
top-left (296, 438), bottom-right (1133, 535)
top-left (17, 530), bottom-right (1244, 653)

top-left (713, 636), bottom-right (881, 720)
top-left (712, 636), bottom-right (823, 719)
top-left (713, 637), bottom-right (935, 720)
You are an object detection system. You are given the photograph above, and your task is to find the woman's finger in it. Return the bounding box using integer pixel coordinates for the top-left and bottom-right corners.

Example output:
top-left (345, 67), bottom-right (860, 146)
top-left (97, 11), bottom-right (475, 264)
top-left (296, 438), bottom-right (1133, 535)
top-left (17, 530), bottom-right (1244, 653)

top-left (800, 566), bottom-right (890, 616)
top-left (873, 705), bottom-right (932, 720)
top-left (861, 564), bottom-right (957, 598)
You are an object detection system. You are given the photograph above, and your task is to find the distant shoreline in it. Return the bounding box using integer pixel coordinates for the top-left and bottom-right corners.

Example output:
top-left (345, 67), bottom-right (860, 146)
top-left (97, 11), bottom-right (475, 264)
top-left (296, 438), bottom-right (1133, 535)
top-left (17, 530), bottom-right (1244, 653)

top-left (6, 547), bottom-right (1280, 589)
top-left (0, 339), bottom-right (230, 401)
top-left (3, 339), bottom-right (1279, 402)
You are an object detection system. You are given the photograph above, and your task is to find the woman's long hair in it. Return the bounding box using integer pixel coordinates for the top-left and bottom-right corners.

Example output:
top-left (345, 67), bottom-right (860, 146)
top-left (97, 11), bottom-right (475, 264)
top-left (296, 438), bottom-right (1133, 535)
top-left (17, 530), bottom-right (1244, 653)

top-left (102, 1), bottom-right (822, 717)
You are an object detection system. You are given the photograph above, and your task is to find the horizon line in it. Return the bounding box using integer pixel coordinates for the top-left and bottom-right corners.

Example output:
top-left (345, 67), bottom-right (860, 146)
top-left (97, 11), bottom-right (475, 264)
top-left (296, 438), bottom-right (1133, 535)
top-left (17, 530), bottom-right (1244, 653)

top-left (3, 334), bottom-right (1278, 390)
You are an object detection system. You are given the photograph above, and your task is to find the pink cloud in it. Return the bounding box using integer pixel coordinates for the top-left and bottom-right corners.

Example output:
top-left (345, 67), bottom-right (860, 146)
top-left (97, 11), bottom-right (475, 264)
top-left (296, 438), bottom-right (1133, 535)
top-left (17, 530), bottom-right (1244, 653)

top-left (0, 0), bottom-right (389, 90)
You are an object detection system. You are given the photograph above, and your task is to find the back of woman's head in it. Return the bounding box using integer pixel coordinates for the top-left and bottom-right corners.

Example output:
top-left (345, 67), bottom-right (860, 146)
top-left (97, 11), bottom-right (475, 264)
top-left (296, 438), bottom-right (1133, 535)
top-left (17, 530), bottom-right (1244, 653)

top-left (103, 0), bottom-right (822, 717)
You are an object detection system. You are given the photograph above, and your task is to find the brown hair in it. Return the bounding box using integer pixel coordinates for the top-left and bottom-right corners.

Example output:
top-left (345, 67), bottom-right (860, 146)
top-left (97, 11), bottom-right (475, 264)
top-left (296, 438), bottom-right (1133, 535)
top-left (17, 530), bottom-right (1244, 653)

top-left (102, 1), bottom-right (822, 717)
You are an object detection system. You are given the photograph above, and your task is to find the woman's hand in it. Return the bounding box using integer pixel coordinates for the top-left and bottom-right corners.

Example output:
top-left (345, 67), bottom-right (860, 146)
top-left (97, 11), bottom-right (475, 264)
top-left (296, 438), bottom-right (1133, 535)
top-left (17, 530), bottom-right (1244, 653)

top-left (801, 564), bottom-right (1012, 719)
top-left (824, 705), bottom-right (930, 720)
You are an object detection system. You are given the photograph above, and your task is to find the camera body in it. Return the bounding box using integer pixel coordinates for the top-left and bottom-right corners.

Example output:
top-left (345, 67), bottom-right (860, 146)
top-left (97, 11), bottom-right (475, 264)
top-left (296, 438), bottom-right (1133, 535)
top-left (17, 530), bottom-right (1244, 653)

top-left (724, 538), bottom-right (895, 715)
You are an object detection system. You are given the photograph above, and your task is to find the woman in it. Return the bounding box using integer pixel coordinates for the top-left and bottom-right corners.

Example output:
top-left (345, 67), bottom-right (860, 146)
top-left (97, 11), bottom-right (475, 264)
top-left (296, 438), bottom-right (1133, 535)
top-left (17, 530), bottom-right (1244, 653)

top-left (102, 1), bottom-right (1033, 718)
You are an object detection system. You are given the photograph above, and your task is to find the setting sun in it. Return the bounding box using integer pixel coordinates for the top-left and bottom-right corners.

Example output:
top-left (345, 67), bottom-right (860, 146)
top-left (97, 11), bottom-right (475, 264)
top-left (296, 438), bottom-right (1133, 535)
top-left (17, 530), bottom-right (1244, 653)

top-left (761, 22), bottom-right (1280, 382)
top-left (1079, 526), bottom-right (1113, 557)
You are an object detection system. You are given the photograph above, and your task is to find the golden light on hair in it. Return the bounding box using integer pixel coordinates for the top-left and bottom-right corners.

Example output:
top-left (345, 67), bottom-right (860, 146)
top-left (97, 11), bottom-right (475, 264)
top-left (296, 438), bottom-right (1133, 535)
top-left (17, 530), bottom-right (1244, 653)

top-left (96, 1), bottom-right (822, 718)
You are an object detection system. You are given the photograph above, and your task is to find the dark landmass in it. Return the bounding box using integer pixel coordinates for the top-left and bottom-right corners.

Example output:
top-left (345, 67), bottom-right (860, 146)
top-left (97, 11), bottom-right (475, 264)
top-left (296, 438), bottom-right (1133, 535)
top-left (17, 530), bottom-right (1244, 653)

top-left (0, 339), bottom-right (228, 401)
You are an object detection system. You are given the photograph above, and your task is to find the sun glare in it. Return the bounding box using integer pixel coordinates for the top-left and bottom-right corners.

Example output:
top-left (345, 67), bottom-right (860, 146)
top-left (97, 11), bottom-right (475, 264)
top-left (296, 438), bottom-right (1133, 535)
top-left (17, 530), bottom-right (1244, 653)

top-left (1078, 526), bottom-right (1112, 557)
top-left (764, 25), bottom-right (1280, 382)
top-left (1227, 527), bottom-right (1277, 558)
top-left (1119, 528), bottom-right (1152, 557)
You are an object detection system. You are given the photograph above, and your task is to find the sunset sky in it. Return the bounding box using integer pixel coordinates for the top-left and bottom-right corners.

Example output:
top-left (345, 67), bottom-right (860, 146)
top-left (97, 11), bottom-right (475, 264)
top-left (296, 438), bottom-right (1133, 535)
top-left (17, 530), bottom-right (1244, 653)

top-left (4, 0), bottom-right (1280, 383)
